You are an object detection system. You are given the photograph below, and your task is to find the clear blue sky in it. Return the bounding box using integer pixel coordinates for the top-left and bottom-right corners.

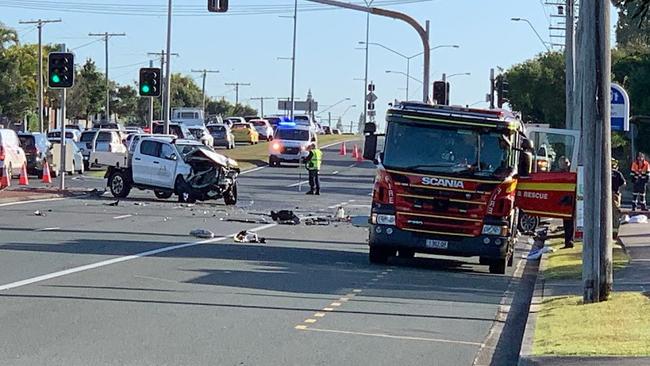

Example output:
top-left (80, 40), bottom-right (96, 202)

top-left (3, 1), bottom-right (618, 129)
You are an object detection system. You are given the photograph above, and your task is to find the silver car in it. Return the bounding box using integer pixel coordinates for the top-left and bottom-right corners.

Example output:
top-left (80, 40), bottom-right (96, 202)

top-left (207, 124), bottom-right (235, 149)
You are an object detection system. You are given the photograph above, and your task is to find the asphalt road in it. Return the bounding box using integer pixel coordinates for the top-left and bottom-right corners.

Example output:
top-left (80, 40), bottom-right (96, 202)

top-left (0, 142), bottom-right (529, 366)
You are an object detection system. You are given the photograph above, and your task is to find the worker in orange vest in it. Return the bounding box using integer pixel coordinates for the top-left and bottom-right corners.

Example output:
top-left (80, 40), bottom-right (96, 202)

top-left (631, 152), bottom-right (650, 211)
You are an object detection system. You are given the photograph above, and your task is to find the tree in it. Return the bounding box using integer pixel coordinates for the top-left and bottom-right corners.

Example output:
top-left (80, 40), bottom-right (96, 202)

top-left (614, 1), bottom-right (650, 47)
top-left (504, 52), bottom-right (566, 128)
top-left (66, 59), bottom-right (106, 121)
top-left (0, 23), bottom-right (18, 51)
top-left (112, 84), bottom-right (139, 123)
top-left (170, 73), bottom-right (203, 109)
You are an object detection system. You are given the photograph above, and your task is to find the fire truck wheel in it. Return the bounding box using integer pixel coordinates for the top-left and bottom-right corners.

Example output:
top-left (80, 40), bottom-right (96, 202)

top-left (517, 212), bottom-right (540, 234)
top-left (489, 258), bottom-right (507, 275)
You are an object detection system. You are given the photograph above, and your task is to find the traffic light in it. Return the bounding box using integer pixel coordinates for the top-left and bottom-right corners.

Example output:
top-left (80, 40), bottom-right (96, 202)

top-left (432, 81), bottom-right (449, 105)
top-left (48, 52), bottom-right (74, 88)
top-left (139, 68), bottom-right (161, 97)
top-left (496, 75), bottom-right (509, 108)
top-left (367, 102), bottom-right (375, 111)
top-left (208, 0), bottom-right (228, 12)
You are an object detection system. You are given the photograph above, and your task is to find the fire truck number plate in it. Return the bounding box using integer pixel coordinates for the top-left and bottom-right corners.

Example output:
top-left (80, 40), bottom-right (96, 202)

top-left (426, 239), bottom-right (448, 249)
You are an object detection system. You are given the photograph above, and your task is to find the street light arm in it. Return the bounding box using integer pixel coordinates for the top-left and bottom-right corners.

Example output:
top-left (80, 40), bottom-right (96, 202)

top-left (386, 70), bottom-right (423, 84)
top-left (512, 18), bottom-right (550, 52)
top-left (320, 98), bottom-right (351, 113)
top-left (306, 0), bottom-right (430, 102)
top-left (363, 42), bottom-right (408, 59)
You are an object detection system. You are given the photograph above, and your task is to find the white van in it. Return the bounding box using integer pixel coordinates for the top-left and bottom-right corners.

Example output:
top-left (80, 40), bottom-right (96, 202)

top-left (0, 129), bottom-right (27, 178)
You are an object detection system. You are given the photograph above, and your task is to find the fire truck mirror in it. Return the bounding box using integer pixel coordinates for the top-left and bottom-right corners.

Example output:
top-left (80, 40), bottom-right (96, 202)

top-left (363, 134), bottom-right (377, 161)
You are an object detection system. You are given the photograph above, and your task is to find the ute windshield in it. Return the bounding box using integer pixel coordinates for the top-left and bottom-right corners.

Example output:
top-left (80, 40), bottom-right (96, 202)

top-left (383, 122), bottom-right (513, 177)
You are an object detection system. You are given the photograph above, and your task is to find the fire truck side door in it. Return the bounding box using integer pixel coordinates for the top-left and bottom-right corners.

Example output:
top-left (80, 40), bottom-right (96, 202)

top-left (516, 127), bottom-right (581, 219)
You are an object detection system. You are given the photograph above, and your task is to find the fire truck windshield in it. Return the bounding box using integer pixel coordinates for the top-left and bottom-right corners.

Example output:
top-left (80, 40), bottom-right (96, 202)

top-left (382, 122), bottom-right (513, 177)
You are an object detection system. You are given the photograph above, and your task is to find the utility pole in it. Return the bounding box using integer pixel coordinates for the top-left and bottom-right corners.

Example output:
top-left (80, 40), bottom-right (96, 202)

top-left (58, 43), bottom-right (67, 191)
top-left (250, 97), bottom-right (275, 117)
top-left (225, 83), bottom-right (251, 105)
top-left (579, 0), bottom-right (613, 303)
top-left (289, 0), bottom-right (298, 120)
top-left (191, 69), bottom-right (220, 113)
top-left (19, 18), bottom-right (61, 133)
top-left (163, 0), bottom-right (173, 135)
top-left (489, 68), bottom-right (495, 109)
top-left (565, 0), bottom-right (576, 130)
top-left (88, 32), bottom-right (126, 122)
top-left (148, 50), bottom-right (179, 120)
top-left (362, 0), bottom-right (374, 127)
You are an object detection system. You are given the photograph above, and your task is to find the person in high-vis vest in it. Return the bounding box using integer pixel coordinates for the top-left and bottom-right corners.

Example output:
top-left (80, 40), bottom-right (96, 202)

top-left (611, 159), bottom-right (626, 239)
top-left (631, 152), bottom-right (649, 211)
top-left (304, 143), bottom-right (322, 195)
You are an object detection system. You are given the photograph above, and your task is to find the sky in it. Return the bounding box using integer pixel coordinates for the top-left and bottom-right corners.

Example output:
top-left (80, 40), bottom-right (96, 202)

top-left (2, 0), bottom-right (618, 130)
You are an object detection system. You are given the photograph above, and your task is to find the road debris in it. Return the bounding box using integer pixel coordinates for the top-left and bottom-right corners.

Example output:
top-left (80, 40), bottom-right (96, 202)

top-left (33, 210), bottom-right (46, 217)
top-left (88, 188), bottom-right (106, 197)
top-left (105, 200), bottom-right (120, 207)
top-left (190, 229), bottom-right (215, 239)
top-left (270, 210), bottom-right (300, 225)
top-left (304, 217), bottom-right (331, 226)
top-left (224, 218), bottom-right (270, 224)
top-left (134, 202), bottom-right (146, 206)
top-left (234, 230), bottom-right (266, 243)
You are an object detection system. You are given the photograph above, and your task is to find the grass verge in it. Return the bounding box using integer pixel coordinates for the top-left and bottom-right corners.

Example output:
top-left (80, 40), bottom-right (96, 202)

top-left (533, 292), bottom-right (650, 356)
top-left (543, 239), bottom-right (629, 281)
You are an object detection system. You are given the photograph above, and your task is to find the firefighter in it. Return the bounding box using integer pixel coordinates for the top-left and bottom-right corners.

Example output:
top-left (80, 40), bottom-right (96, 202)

top-left (304, 143), bottom-right (322, 195)
top-left (631, 152), bottom-right (649, 211)
top-left (611, 158), bottom-right (626, 240)
top-left (518, 138), bottom-right (534, 177)
top-left (558, 156), bottom-right (575, 249)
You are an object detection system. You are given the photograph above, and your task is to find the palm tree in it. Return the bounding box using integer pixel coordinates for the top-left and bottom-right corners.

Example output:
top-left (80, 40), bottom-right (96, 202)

top-left (0, 22), bottom-right (18, 51)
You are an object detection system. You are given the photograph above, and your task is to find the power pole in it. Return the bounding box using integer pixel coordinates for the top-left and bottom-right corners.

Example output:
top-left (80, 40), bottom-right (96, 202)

top-left (19, 18), bottom-right (61, 133)
top-left (489, 68), bottom-right (495, 109)
top-left (191, 69), bottom-right (220, 113)
top-left (566, 0), bottom-right (576, 129)
top-left (579, 0), bottom-right (613, 303)
top-left (163, 0), bottom-right (173, 135)
top-left (289, 0), bottom-right (299, 120)
top-left (250, 97), bottom-right (275, 117)
top-left (148, 50), bottom-right (179, 120)
top-left (225, 83), bottom-right (251, 105)
top-left (88, 32), bottom-right (126, 122)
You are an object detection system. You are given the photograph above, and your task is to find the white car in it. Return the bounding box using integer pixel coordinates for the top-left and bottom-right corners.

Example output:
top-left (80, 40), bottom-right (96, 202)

top-left (268, 124), bottom-right (317, 167)
top-left (293, 114), bottom-right (318, 134)
top-left (0, 129), bottom-right (27, 178)
top-left (250, 119), bottom-right (274, 141)
top-left (47, 129), bottom-right (81, 142)
top-left (224, 117), bottom-right (246, 127)
top-left (187, 126), bottom-right (214, 147)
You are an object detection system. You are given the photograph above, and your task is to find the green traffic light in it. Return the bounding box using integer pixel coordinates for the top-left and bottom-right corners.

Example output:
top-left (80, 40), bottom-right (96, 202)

top-left (141, 84), bottom-right (151, 94)
top-left (51, 74), bottom-right (61, 84)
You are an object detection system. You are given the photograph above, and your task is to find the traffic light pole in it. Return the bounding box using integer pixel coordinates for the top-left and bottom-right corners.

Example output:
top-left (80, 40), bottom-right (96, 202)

top-left (149, 60), bottom-right (155, 132)
top-left (59, 43), bottom-right (67, 191)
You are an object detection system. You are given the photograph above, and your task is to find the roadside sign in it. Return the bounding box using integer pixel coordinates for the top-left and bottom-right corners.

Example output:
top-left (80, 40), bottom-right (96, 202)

top-left (611, 83), bottom-right (630, 132)
top-left (277, 100), bottom-right (318, 112)
top-left (366, 92), bottom-right (377, 103)
top-left (367, 110), bottom-right (376, 117)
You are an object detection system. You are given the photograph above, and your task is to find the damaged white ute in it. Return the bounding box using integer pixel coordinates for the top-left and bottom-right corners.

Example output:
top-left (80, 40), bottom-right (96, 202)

top-left (101, 137), bottom-right (239, 204)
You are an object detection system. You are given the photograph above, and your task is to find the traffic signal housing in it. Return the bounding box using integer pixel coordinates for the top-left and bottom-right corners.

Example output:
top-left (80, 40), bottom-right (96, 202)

top-left (139, 68), bottom-right (161, 97)
top-left (432, 81), bottom-right (449, 105)
top-left (208, 0), bottom-right (228, 12)
top-left (496, 75), bottom-right (509, 108)
top-left (48, 52), bottom-right (74, 89)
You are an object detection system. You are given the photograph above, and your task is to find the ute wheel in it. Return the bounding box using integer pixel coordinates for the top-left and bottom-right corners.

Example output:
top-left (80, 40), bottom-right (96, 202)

top-left (83, 161), bottom-right (90, 171)
top-left (175, 176), bottom-right (196, 203)
top-left (489, 258), bottom-right (507, 275)
top-left (517, 212), bottom-right (540, 234)
top-left (369, 246), bottom-right (391, 264)
top-left (109, 171), bottom-right (131, 198)
top-left (224, 182), bottom-right (238, 206)
top-left (398, 250), bottom-right (415, 259)
top-left (154, 190), bottom-right (173, 199)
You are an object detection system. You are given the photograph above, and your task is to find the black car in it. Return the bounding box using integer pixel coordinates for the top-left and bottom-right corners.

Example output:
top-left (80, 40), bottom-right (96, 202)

top-left (17, 132), bottom-right (52, 175)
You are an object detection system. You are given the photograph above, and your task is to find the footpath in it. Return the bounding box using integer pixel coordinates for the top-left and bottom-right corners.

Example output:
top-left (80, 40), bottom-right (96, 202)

top-left (519, 213), bottom-right (650, 365)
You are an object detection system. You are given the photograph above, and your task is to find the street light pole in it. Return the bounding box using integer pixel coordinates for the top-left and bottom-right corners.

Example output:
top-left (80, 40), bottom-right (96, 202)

top-left (362, 0), bottom-right (374, 126)
top-left (289, 0), bottom-right (298, 120)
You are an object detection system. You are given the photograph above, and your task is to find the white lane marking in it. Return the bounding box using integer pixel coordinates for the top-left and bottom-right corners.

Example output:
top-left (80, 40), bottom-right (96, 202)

top-left (0, 198), bottom-right (65, 208)
top-left (287, 180), bottom-right (309, 188)
top-left (35, 227), bottom-right (60, 232)
top-left (0, 223), bottom-right (277, 292)
top-left (296, 327), bottom-right (483, 346)
top-left (332, 171), bottom-right (339, 175)
top-left (112, 214), bottom-right (133, 220)
top-left (348, 164), bottom-right (356, 168)
top-left (240, 166), bottom-right (266, 175)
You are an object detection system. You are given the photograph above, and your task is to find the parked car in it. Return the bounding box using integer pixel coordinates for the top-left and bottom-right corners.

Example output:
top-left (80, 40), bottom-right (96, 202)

top-left (93, 121), bottom-right (125, 131)
top-left (250, 119), bottom-right (274, 141)
top-left (77, 129), bottom-right (126, 170)
top-left (207, 124), bottom-right (235, 149)
top-left (224, 117), bottom-right (246, 127)
top-left (294, 114), bottom-right (319, 134)
top-left (187, 125), bottom-right (214, 147)
top-left (152, 122), bottom-right (194, 140)
top-left (17, 132), bottom-right (52, 176)
top-left (322, 126), bottom-right (332, 135)
top-left (48, 138), bottom-right (85, 175)
top-left (244, 115), bottom-right (260, 122)
top-left (231, 123), bottom-right (260, 145)
top-left (265, 116), bottom-right (283, 131)
top-left (47, 129), bottom-right (81, 142)
top-left (65, 124), bottom-right (84, 133)
top-left (0, 128), bottom-right (27, 178)
top-left (124, 126), bottom-right (145, 135)
top-left (332, 129), bottom-right (342, 135)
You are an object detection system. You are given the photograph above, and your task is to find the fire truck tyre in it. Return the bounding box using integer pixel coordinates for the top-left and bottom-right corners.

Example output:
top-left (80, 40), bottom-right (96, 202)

top-left (154, 190), bottom-right (173, 199)
top-left (109, 171), bottom-right (131, 198)
top-left (517, 212), bottom-right (540, 234)
top-left (507, 250), bottom-right (514, 267)
top-left (224, 182), bottom-right (238, 206)
top-left (489, 258), bottom-right (507, 275)
top-left (369, 247), bottom-right (390, 264)
top-left (398, 250), bottom-right (415, 259)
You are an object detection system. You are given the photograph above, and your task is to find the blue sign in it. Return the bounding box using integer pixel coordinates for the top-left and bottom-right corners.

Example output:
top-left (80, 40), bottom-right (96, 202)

top-left (611, 83), bottom-right (630, 132)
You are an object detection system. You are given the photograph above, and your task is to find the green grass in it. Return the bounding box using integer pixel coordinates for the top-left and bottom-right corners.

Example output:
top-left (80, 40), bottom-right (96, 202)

top-left (221, 134), bottom-right (357, 171)
top-left (543, 239), bottom-right (629, 281)
top-left (533, 292), bottom-right (650, 356)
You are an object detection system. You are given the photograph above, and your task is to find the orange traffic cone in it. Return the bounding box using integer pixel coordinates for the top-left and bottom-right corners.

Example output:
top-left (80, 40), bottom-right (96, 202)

top-left (0, 167), bottom-right (9, 188)
top-left (356, 149), bottom-right (364, 162)
top-left (19, 163), bottom-right (29, 186)
top-left (42, 162), bottom-right (52, 184)
top-left (339, 143), bottom-right (347, 156)
top-left (352, 145), bottom-right (359, 159)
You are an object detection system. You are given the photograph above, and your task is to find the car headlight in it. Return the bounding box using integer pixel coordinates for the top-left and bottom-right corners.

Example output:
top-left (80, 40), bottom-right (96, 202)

top-left (272, 142), bottom-right (281, 151)
top-left (375, 214), bottom-right (396, 226)
top-left (482, 224), bottom-right (508, 236)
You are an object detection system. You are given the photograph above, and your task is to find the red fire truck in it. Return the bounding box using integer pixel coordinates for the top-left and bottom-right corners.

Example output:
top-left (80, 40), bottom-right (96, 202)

top-left (363, 102), bottom-right (580, 274)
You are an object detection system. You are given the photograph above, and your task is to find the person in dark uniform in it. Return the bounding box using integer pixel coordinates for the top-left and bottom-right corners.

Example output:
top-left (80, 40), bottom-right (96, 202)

top-left (611, 159), bottom-right (626, 240)
top-left (518, 138), bottom-right (534, 177)
top-left (304, 143), bottom-right (322, 195)
top-left (558, 156), bottom-right (575, 249)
